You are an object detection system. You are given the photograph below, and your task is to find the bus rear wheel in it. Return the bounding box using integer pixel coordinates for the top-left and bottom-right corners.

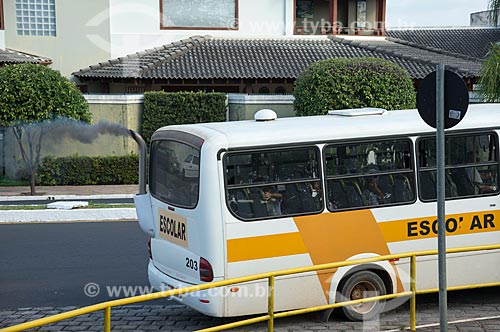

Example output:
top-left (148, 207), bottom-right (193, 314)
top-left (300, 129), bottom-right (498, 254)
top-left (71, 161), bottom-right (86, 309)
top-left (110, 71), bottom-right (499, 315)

top-left (338, 271), bottom-right (386, 321)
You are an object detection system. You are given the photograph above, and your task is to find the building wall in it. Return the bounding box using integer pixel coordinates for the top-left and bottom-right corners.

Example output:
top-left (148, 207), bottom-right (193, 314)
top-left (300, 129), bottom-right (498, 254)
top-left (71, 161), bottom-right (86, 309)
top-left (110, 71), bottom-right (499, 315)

top-left (227, 93), bottom-right (295, 120)
top-left (108, 0), bottom-right (290, 58)
top-left (470, 10), bottom-right (498, 27)
top-left (5, 0), bottom-right (383, 75)
top-left (4, 0), bottom-right (111, 76)
top-left (4, 0), bottom-right (294, 75)
top-left (0, 30), bottom-right (4, 49)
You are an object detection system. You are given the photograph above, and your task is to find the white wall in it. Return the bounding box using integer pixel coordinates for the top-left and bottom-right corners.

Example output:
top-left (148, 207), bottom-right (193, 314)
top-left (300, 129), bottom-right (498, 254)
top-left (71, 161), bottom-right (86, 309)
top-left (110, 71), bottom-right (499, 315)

top-left (0, 30), bottom-right (5, 49)
top-left (4, 0), bottom-right (111, 76)
top-left (109, 0), bottom-right (293, 58)
top-left (470, 10), bottom-right (498, 27)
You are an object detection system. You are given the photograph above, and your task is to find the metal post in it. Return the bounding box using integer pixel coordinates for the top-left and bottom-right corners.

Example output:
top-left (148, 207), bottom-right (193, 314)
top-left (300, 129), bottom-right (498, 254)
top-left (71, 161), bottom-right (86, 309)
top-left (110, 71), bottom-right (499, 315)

top-left (268, 276), bottom-right (275, 331)
top-left (436, 64), bottom-right (448, 332)
top-left (410, 255), bottom-right (417, 331)
top-left (104, 307), bottom-right (111, 332)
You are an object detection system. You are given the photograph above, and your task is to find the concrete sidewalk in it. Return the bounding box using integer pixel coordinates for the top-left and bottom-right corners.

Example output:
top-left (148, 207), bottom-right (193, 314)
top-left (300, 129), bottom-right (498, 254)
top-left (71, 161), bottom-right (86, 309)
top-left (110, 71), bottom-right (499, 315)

top-left (0, 185), bottom-right (139, 223)
top-left (0, 184), bottom-right (138, 197)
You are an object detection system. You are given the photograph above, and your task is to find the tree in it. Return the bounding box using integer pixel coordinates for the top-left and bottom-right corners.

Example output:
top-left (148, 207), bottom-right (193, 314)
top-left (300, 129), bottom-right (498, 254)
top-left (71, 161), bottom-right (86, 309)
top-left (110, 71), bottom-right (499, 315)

top-left (478, 43), bottom-right (500, 103)
top-left (489, 0), bottom-right (500, 26)
top-left (293, 57), bottom-right (416, 116)
top-left (0, 63), bottom-right (91, 194)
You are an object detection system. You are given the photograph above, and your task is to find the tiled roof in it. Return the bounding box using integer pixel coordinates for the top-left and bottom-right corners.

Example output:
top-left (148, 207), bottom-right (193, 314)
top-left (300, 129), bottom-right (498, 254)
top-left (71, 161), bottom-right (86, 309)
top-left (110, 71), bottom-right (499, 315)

top-left (332, 37), bottom-right (481, 78)
top-left (386, 28), bottom-right (500, 60)
top-left (73, 34), bottom-right (478, 81)
top-left (0, 49), bottom-right (51, 65)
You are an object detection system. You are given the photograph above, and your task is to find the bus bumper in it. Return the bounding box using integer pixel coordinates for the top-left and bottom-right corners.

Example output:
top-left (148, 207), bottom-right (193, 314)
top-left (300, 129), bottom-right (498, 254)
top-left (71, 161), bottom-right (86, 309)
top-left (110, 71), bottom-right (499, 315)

top-left (147, 260), bottom-right (224, 317)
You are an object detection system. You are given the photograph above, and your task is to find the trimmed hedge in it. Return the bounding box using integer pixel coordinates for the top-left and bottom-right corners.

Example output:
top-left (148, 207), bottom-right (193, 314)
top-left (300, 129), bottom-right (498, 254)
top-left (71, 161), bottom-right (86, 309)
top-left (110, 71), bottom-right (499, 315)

top-left (141, 91), bottom-right (227, 145)
top-left (37, 155), bottom-right (139, 185)
top-left (293, 57), bottom-right (416, 116)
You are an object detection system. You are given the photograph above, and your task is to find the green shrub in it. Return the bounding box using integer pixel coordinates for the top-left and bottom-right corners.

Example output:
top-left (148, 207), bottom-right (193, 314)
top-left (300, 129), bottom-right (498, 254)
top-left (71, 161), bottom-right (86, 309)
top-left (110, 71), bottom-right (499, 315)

top-left (37, 155), bottom-right (139, 185)
top-left (141, 91), bottom-right (227, 145)
top-left (293, 57), bottom-right (416, 116)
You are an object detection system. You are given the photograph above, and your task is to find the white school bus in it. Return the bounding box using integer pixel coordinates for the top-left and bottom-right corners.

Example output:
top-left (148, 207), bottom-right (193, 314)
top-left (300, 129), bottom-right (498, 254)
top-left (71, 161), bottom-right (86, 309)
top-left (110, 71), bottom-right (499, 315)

top-left (133, 105), bottom-right (500, 320)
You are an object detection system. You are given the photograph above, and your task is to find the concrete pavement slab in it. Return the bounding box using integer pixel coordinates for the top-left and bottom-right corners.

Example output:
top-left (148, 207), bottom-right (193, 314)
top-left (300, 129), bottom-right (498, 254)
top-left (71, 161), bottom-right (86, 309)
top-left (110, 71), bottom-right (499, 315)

top-left (0, 185), bottom-right (138, 197)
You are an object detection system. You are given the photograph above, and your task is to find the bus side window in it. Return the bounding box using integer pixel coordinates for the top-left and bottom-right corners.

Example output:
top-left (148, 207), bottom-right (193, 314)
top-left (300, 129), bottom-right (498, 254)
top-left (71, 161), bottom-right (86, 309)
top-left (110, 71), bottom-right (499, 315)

top-left (344, 179), bottom-right (364, 208)
top-left (328, 180), bottom-right (348, 210)
top-left (418, 132), bottom-right (499, 201)
top-left (225, 147), bottom-right (323, 221)
top-left (325, 138), bottom-right (415, 211)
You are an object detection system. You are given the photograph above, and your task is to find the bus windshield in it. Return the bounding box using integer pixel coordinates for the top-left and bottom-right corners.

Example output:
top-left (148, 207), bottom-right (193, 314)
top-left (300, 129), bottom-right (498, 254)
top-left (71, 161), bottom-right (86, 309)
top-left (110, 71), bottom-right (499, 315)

top-left (150, 140), bottom-right (200, 208)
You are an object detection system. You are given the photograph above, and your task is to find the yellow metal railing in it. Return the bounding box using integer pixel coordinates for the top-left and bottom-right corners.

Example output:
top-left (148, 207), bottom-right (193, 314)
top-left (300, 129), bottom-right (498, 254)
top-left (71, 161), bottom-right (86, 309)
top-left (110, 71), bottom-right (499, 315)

top-left (2, 244), bottom-right (500, 332)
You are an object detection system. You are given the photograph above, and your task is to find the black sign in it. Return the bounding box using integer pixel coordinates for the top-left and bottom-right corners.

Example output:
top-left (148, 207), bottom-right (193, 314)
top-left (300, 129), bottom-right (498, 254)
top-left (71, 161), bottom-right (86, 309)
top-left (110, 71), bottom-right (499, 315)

top-left (416, 70), bottom-right (469, 129)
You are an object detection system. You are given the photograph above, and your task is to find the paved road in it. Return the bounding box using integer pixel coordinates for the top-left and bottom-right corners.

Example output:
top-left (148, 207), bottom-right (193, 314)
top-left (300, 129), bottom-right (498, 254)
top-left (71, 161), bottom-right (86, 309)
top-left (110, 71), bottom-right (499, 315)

top-left (0, 222), bottom-right (157, 309)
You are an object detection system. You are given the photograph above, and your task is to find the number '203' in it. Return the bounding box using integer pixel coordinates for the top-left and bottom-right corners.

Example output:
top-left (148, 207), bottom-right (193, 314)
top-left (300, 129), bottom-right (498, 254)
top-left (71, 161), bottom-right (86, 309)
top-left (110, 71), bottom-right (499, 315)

top-left (186, 258), bottom-right (198, 271)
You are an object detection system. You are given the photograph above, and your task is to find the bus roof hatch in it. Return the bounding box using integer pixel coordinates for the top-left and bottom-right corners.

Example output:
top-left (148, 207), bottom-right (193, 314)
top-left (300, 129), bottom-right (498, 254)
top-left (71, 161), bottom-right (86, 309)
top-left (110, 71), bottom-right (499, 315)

top-left (328, 108), bottom-right (387, 117)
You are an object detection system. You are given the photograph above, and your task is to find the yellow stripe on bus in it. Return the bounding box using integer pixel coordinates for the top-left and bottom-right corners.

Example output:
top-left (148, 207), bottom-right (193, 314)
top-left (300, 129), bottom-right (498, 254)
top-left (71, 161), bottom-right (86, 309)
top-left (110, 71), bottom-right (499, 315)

top-left (227, 232), bottom-right (308, 263)
top-left (294, 210), bottom-right (397, 300)
top-left (378, 210), bottom-right (500, 243)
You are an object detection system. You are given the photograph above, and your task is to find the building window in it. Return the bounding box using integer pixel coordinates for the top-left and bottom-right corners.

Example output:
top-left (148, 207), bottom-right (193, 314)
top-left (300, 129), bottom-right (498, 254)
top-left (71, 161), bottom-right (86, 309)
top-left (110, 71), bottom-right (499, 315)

top-left (160, 0), bottom-right (238, 30)
top-left (126, 86), bottom-right (145, 94)
top-left (295, 0), bottom-right (386, 36)
top-left (0, 0), bottom-right (4, 30)
top-left (258, 86), bottom-right (270, 94)
top-left (275, 86), bottom-right (287, 94)
top-left (16, 0), bottom-right (56, 36)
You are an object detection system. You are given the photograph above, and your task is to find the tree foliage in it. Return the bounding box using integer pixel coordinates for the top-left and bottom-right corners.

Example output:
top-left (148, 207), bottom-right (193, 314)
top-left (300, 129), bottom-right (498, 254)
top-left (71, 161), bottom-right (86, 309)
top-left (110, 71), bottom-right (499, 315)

top-left (489, 0), bottom-right (500, 26)
top-left (0, 63), bottom-right (91, 194)
top-left (478, 43), bottom-right (500, 103)
top-left (293, 57), bottom-right (416, 116)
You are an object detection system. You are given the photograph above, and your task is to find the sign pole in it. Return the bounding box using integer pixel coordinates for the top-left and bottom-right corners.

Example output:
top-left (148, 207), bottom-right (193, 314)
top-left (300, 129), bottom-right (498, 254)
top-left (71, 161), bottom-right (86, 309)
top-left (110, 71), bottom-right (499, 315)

top-left (436, 64), bottom-right (448, 332)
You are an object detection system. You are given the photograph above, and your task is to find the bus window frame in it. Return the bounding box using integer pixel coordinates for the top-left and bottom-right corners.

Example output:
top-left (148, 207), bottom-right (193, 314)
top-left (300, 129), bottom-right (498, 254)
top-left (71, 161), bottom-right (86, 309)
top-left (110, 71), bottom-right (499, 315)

top-left (323, 137), bottom-right (417, 212)
top-left (222, 145), bottom-right (325, 222)
top-left (416, 130), bottom-right (500, 203)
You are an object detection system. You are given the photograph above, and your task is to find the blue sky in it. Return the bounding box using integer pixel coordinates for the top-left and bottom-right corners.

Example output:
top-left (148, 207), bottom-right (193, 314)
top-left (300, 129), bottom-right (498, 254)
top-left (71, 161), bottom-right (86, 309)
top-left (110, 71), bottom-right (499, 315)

top-left (386, 0), bottom-right (491, 27)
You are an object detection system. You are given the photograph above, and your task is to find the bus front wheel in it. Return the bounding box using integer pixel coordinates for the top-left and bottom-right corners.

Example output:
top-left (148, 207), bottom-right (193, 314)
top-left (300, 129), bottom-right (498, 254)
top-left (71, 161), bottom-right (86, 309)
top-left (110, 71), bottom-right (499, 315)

top-left (338, 271), bottom-right (386, 321)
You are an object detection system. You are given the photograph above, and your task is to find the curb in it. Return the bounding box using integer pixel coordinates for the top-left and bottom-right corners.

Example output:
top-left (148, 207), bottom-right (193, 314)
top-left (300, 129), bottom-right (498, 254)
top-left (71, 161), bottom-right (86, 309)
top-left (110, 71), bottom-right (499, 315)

top-left (0, 208), bottom-right (138, 223)
top-left (0, 194), bottom-right (134, 202)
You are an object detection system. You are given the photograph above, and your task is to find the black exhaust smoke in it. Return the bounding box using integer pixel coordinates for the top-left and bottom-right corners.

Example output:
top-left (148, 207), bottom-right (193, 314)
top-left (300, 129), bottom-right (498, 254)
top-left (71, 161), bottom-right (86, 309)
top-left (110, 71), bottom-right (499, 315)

top-left (51, 119), bottom-right (131, 143)
top-left (47, 118), bottom-right (147, 194)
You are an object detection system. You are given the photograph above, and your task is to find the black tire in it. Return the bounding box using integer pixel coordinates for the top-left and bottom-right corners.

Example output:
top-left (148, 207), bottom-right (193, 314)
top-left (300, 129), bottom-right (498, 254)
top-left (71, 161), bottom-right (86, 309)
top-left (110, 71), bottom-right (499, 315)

top-left (337, 271), bottom-right (386, 321)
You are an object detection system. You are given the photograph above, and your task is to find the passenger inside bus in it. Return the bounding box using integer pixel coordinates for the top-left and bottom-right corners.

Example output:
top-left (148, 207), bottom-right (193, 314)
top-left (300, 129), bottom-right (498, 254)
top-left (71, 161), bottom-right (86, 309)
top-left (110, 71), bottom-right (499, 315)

top-left (465, 152), bottom-right (497, 194)
top-left (362, 176), bottom-right (385, 206)
top-left (262, 185), bottom-right (283, 216)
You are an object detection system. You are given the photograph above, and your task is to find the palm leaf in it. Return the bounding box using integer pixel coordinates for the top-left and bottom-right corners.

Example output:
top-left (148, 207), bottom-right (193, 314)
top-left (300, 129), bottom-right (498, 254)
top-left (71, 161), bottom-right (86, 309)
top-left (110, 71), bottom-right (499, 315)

top-left (489, 0), bottom-right (500, 26)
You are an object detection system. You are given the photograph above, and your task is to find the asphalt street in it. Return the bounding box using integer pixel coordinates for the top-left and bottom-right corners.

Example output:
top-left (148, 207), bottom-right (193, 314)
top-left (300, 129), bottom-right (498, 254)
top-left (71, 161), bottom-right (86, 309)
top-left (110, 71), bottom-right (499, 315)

top-left (0, 221), bottom-right (160, 309)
